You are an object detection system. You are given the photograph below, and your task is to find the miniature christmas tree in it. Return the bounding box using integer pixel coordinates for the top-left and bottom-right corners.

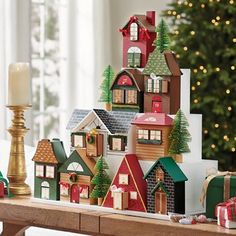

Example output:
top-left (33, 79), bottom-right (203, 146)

top-left (153, 19), bottom-right (170, 53)
top-left (99, 65), bottom-right (114, 111)
top-left (90, 155), bottom-right (111, 205)
top-left (169, 109), bottom-right (191, 163)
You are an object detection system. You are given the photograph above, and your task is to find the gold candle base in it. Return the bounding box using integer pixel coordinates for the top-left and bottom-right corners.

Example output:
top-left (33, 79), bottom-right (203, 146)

top-left (7, 105), bottom-right (31, 195)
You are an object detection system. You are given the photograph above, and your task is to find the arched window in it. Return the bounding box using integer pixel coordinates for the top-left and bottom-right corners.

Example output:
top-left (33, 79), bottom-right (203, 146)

top-left (67, 162), bottom-right (84, 172)
top-left (41, 181), bottom-right (50, 199)
top-left (130, 23), bottom-right (138, 41)
top-left (127, 47), bottom-right (141, 68)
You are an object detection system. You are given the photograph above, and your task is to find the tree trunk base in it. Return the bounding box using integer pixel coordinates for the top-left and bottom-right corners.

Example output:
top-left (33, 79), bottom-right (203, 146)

top-left (98, 197), bottom-right (104, 206)
top-left (173, 154), bottom-right (183, 163)
top-left (105, 103), bottom-right (112, 111)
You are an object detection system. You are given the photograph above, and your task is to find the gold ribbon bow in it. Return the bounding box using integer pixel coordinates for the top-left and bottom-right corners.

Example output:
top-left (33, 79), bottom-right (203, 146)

top-left (200, 171), bottom-right (236, 207)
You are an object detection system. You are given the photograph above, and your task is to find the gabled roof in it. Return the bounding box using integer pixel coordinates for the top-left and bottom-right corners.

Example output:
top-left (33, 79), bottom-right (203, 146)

top-left (131, 113), bottom-right (173, 126)
top-left (151, 181), bottom-right (169, 196)
top-left (67, 108), bottom-right (136, 135)
top-left (142, 49), bottom-right (182, 76)
top-left (32, 139), bottom-right (67, 164)
top-left (110, 69), bottom-right (144, 92)
top-left (144, 156), bottom-right (188, 182)
top-left (66, 109), bottom-right (90, 130)
top-left (58, 149), bottom-right (96, 176)
top-left (121, 14), bottom-right (156, 32)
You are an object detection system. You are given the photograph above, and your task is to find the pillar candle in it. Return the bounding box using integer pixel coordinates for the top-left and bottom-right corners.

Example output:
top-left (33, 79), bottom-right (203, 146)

top-left (8, 63), bottom-right (31, 106)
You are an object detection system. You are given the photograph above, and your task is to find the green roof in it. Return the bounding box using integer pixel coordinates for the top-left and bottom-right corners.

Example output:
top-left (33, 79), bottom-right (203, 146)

top-left (144, 156), bottom-right (187, 182)
top-left (51, 138), bottom-right (67, 164)
top-left (58, 150), bottom-right (94, 177)
top-left (142, 48), bottom-right (172, 76)
top-left (151, 181), bottom-right (169, 196)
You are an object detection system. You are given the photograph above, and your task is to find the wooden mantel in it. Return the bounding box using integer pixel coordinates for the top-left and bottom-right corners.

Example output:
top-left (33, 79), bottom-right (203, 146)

top-left (0, 197), bottom-right (236, 236)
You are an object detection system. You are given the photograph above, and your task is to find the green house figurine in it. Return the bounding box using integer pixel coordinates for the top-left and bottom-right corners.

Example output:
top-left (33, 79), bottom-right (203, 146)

top-left (32, 138), bottom-right (67, 201)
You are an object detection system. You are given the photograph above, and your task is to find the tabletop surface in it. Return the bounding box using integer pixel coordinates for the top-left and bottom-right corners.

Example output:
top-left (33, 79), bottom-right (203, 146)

top-left (0, 196), bottom-right (236, 236)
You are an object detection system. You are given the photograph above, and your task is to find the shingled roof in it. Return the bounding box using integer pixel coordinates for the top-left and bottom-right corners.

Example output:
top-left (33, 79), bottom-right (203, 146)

top-left (67, 109), bottom-right (136, 135)
top-left (32, 139), bottom-right (67, 164)
top-left (142, 49), bottom-right (182, 77)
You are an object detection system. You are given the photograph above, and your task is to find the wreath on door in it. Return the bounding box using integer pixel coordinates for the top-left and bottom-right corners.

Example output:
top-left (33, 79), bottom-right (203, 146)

top-left (86, 134), bottom-right (95, 144)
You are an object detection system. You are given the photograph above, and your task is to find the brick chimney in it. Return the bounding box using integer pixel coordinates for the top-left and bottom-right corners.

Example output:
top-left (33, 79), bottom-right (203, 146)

top-left (146, 11), bottom-right (155, 26)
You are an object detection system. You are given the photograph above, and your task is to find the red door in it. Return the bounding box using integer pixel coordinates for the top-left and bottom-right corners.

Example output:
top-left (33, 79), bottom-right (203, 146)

top-left (152, 101), bottom-right (162, 113)
top-left (0, 182), bottom-right (5, 198)
top-left (70, 184), bottom-right (80, 203)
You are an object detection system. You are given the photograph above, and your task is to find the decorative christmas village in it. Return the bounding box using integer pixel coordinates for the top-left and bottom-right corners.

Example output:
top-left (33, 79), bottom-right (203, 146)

top-left (30, 11), bottom-right (218, 218)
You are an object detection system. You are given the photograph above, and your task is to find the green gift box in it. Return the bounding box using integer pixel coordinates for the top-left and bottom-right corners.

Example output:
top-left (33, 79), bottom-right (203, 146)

top-left (206, 175), bottom-right (236, 218)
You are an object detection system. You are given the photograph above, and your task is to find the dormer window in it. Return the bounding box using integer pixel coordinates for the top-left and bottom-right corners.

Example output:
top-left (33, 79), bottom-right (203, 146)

top-left (130, 23), bottom-right (138, 41)
top-left (156, 168), bottom-right (164, 182)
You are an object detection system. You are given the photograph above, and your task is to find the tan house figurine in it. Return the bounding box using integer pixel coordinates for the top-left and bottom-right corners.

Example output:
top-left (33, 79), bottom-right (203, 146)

top-left (131, 113), bottom-right (173, 161)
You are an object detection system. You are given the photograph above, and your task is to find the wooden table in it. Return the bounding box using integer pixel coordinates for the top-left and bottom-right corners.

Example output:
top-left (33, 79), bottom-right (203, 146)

top-left (0, 197), bottom-right (236, 236)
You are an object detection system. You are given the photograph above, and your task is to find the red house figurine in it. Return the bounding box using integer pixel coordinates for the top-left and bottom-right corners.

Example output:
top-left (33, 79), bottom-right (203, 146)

top-left (102, 154), bottom-right (147, 212)
top-left (120, 11), bottom-right (156, 68)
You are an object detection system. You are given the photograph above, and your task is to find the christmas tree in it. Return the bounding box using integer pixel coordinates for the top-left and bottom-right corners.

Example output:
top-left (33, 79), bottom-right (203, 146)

top-left (153, 19), bottom-right (170, 52)
top-left (169, 109), bottom-right (191, 162)
top-left (163, 1), bottom-right (236, 170)
top-left (99, 65), bottom-right (114, 111)
top-left (90, 155), bottom-right (111, 205)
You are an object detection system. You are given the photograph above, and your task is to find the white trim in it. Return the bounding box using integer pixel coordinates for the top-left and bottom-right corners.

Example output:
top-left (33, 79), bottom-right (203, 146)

top-left (128, 47), bottom-right (141, 53)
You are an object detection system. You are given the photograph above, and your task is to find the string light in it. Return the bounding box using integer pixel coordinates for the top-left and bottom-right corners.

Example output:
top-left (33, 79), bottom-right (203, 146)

top-left (197, 81), bottom-right (201, 86)
top-left (201, 3), bottom-right (205, 8)
top-left (214, 22), bottom-right (219, 26)
top-left (228, 106), bottom-right (232, 111)
top-left (184, 1), bottom-right (189, 5)
top-left (192, 86), bottom-right (196, 91)
top-left (233, 38), bottom-right (236, 43)
top-left (176, 15), bottom-right (181, 19)
top-left (231, 66), bottom-right (235, 70)
top-left (234, 137), bottom-right (236, 141)
top-left (167, 10), bottom-right (172, 15)
top-left (194, 99), bottom-right (198, 103)
top-left (223, 135), bottom-right (229, 141)
top-left (176, 54), bottom-right (180, 58)
top-left (229, 0), bottom-right (234, 4)
top-left (216, 16), bottom-right (220, 20)
top-left (232, 148), bottom-right (236, 152)
top-left (211, 144), bottom-right (216, 149)
top-left (226, 20), bottom-right (231, 25)
top-left (226, 89), bottom-right (231, 94)
top-left (204, 129), bottom-right (208, 134)
top-left (195, 51), bottom-right (200, 55)
top-left (177, 0), bottom-right (182, 5)
top-left (183, 46), bottom-right (188, 51)
top-left (209, 0), bottom-right (213, 2)
top-left (173, 11), bottom-right (177, 15)
top-left (193, 69), bottom-right (198, 73)
top-left (200, 65), bottom-right (204, 70)
top-left (215, 123), bottom-right (219, 128)
top-left (215, 67), bottom-right (220, 72)
top-left (211, 19), bottom-right (216, 24)
top-left (189, 3), bottom-right (193, 7)
top-left (190, 31), bottom-right (195, 35)
top-left (175, 30), bottom-right (179, 35)
top-left (203, 69), bottom-right (207, 73)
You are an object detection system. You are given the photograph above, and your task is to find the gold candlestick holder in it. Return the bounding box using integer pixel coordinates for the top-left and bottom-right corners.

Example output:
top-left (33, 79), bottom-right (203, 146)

top-left (7, 105), bottom-right (31, 195)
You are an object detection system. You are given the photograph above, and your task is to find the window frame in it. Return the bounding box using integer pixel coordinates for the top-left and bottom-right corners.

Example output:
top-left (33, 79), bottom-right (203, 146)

top-left (36, 164), bottom-right (45, 177)
top-left (130, 22), bottom-right (138, 41)
top-left (137, 129), bottom-right (162, 144)
top-left (119, 174), bottom-right (129, 185)
top-left (45, 165), bottom-right (55, 179)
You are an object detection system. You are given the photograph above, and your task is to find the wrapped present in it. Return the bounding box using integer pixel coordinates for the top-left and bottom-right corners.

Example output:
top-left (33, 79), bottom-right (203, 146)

top-left (216, 198), bottom-right (236, 228)
top-left (200, 171), bottom-right (236, 218)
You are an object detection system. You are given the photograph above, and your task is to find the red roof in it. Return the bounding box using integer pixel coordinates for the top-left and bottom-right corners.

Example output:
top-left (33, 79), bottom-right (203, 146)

top-left (132, 113), bottom-right (173, 126)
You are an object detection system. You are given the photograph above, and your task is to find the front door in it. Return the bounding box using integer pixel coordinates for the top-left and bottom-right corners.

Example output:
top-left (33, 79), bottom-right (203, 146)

top-left (0, 182), bottom-right (4, 197)
top-left (70, 184), bottom-right (80, 203)
top-left (155, 191), bottom-right (167, 214)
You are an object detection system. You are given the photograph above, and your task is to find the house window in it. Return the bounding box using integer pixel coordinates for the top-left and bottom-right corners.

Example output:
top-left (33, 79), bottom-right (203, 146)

top-left (113, 90), bottom-right (124, 104)
top-left (138, 129), bottom-right (149, 139)
top-left (130, 22), bottom-right (138, 41)
top-left (150, 130), bottom-right (161, 141)
top-left (60, 184), bottom-right (69, 196)
top-left (146, 78), bottom-right (168, 93)
top-left (110, 136), bottom-right (126, 151)
top-left (41, 181), bottom-right (50, 200)
top-left (125, 90), bottom-right (137, 104)
top-left (153, 80), bottom-right (160, 93)
top-left (36, 164), bottom-right (44, 177)
top-left (119, 174), bottom-right (129, 185)
top-left (67, 162), bottom-right (84, 172)
top-left (80, 185), bottom-right (89, 199)
top-left (130, 191), bottom-right (137, 200)
top-left (46, 166), bottom-right (55, 178)
top-left (127, 47), bottom-right (141, 68)
top-left (112, 138), bottom-right (122, 151)
top-left (72, 133), bottom-right (85, 148)
top-left (156, 168), bottom-right (164, 182)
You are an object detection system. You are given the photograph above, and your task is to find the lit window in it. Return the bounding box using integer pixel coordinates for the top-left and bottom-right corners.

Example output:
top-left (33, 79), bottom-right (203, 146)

top-left (147, 79), bottom-right (152, 92)
top-left (36, 164), bottom-right (44, 177)
top-left (41, 181), bottom-right (50, 199)
top-left (80, 185), bottom-right (89, 199)
top-left (46, 166), bottom-right (55, 178)
top-left (67, 162), bottom-right (84, 172)
top-left (112, 138), bottom-right (122, 151)
top-left (73, 134), bottom-right (85, 148)
top-left (138, 130), bottom-right (149, 139)
top-left (156, 168), bottom-right (164, 182)
top-left (130, 23), bottom-right (138, 41)
top-left (60, 184), bottom-right (69, 196)
top-left (130, 191), bottom-right (137, 200)
top-left (125, 90), bottom-right (137, 104)
top-left (153, 80), bottom-right (160, 93)
top-left (119, 174), bottom-right (129, 185)
top-left (150, 130), bottom-right (161, 141)
top-left (113, 90), bottom-right (124, 103)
